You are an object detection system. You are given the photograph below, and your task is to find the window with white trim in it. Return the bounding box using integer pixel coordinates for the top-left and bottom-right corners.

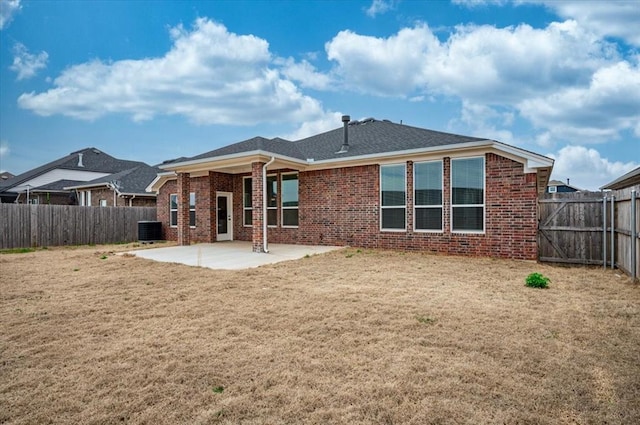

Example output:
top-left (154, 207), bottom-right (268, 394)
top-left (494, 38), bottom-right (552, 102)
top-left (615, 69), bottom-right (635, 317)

top-left (281, 173), bottom-right (299, 227)
top-left (170, 194), bottom-right (178, 226)
top-left (99, 199), bottom-right (107, 207)
top-left (243, 177), bottom-right (252, 226)
top-left (451, 157), bottom-right (485, 232)
top-left (380, 164), bottom-right (406, 230)
top-left (169, 193), bottom-right (195, 227)
top-left (267, 175), bottom-right (277, 226)
top-left (548, 186), bottom-right (557, 193)
top-left (189, 193), bottom-right (196, 227)
top-left (414, 160), bottom-right (443, 231)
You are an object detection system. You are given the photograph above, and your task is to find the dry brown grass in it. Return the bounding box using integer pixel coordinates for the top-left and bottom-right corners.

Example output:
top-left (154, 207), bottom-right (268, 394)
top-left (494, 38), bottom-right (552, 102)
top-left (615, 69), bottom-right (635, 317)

top-left (1, 244), bottom-right (639, 424)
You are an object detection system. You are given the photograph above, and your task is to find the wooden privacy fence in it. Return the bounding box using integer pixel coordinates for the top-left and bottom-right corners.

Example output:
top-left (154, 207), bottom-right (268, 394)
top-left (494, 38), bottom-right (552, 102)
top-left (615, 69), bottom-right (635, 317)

top-left (538, 186), bottom-right (639, 281)
top-left (0, 204), bottom-right (157, 249)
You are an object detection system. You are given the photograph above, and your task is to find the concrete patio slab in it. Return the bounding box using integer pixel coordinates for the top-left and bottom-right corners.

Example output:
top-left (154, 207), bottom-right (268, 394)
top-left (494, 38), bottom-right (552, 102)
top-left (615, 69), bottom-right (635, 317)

top-left (126, 241), bottom-right (343, 270)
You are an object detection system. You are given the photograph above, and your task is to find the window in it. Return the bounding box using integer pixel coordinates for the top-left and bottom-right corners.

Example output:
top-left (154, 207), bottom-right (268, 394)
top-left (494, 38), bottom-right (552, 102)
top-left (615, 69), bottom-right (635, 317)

top-left (170, 194), bottom-right (178, 226)
top-left (189, 193), bottom-right (196, 227)
top-left (548, 186), bottom-right (557, 193)
top-left (267, 175), bottom-right (277, 226)
top-left (380, 164), bottom-right (406, 230)
top-left (414, 161), bottom-right (443, 231)
top-left (170, 193), bottom-right (195, 227)
top-left (79, 190), bottom-right (91, 206)
top-left (243, 177), bottom-right (252, 226)
top-left (451, 157), bottom-right (485, 232)
top-left (99, 199), bottom-right (107, 207)
top-left (282, 173), bottom-right (299, 227)
top-left (30, 198), bottom-right (39, 205)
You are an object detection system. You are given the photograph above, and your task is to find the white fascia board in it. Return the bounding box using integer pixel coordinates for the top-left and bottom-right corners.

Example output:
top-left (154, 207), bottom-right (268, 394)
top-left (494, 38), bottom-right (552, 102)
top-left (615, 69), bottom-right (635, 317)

top-left (63, 182), bottom-right (110, 190)
top-left (146, 171), bottom-right (176, 193)
top-left (491, 141), bottom-right (554, 172)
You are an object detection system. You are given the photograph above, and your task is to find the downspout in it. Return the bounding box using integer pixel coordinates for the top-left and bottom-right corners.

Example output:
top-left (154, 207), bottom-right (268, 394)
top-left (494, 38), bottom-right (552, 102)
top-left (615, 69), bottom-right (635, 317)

top-left (129, 195), bottom-right (136, 207)
top-left (263, 156), bottom-right (276, 253)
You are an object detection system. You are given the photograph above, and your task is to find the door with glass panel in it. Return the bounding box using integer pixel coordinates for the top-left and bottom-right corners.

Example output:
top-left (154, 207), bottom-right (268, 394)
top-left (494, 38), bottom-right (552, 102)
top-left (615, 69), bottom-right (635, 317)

top-left (216, 192), bottom-right (233, 241)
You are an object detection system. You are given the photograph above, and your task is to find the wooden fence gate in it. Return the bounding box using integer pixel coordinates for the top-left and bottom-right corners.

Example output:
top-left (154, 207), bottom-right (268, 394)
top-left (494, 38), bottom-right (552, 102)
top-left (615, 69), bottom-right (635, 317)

top-left (538, 186), bottom-right (639, 281)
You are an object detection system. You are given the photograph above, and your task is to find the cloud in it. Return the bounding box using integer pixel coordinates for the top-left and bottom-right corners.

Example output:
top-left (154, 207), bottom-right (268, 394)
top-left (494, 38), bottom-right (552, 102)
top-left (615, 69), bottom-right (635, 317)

top-left (10, 43), bottom-right (49, 80)
top-left (448, 101), bottom-right (516, 144)
top-left (365, 0), bottom-right (395, 17)
top-left (548, 145), bottom-right (638, 190)
top-left (325, 25), bottom-right (441, 96)
top-left (530, 1), bottom-right (640, 47)
top-left (519, 60), bottom-right (640, 143)
top-left (326, 21), bottom-right (615, 102)
top-left (18, 18), bottom-right (329, 126)
top-left (0, 0), bottom-right (20, 30)
top-left (325, 20), bottom-right (639, 144)
top-left (0, 140), bottom-right (9, 172)
top-left (284, 111), bottom-right (345, 140)
top-left (277, 57), bottom-right (333, 90)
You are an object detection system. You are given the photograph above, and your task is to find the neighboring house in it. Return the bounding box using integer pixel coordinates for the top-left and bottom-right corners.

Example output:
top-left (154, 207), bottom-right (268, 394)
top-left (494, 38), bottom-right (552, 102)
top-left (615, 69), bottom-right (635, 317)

top-left (601, 166), bottom-right (640, 191)
top-left (64, 164), bottom-right (159, 207)
top-left (148, 116), bottom-right (554, 260)
top-left (546, 179), bottom-right (580, 193)
top-left (0, 172), bottom-right (14, 182)
top-left (0, 147), bottom-right (146, 205)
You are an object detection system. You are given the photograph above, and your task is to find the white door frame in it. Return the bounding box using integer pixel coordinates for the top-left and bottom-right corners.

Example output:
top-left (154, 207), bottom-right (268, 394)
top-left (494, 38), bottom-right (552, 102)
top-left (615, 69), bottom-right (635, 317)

top-left (216, 191), bottom-right (233, 241)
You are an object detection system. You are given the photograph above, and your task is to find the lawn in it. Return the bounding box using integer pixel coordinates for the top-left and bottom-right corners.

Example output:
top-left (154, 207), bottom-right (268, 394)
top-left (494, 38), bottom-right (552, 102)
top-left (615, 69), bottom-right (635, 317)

top-left (1, 244), bottom-right (639, 424)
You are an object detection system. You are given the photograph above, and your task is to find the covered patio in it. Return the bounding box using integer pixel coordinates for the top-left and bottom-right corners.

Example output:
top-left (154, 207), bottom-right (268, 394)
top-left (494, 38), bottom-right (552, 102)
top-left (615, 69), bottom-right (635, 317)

top-left (127, 241), bottom-right (342, 270)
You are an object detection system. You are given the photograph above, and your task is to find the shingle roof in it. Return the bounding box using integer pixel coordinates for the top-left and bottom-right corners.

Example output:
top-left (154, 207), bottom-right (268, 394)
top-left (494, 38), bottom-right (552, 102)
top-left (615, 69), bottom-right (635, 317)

top-left (176, 119), bottom-right (487, 164)
top-left (0, 147), bottom-right (145, 192)
top-left (31, 179), bottom-right (87, 192)
top-left (601, 166), bottom-right (640, 190)
top-left (65, 164), bottom-right (160, 196)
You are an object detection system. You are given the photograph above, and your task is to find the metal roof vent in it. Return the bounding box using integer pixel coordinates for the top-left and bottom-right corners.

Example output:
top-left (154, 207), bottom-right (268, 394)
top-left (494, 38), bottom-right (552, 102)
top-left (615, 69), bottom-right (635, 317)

top-left (77, 153), bottom-right (84, 167)
top-left (336, 115), bottom-right (350, 154)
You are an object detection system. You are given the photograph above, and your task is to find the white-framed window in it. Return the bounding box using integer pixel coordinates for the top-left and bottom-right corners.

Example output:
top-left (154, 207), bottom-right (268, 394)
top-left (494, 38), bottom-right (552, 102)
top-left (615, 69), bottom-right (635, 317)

top-left (99, 199), bottom-right (107, 207)
top-left (451, 157), bottom-right (485, 233)
top-left (281, 173), bottom-right (299, 227)
top-left (189, 193), bottom-right (196, 227)
top-left (267, 174), bottom-right (277, 227)
top-left (414, 160), bottom-right (443, 232)
top-left (548, 186), bottom-right (557, 193)
top-left (170, 193), bottom-right (195, 227)
top-left (170, 194), bottom-right (178, 226)
top-left (243, 177), bottom-right (252, 226)
top-left (79, 190), bottom-right (92, 206)
top-left (30, 198), bottom-right (39, 205)
top-left (380, 163), bottom-right (406, 231)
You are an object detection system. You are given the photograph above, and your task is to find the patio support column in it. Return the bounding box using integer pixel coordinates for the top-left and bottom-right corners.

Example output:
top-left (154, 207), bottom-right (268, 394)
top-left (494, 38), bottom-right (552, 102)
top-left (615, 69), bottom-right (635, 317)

top-left (177, 172), bottom-right (191, 246)
top-left (251, 161), bottom-right (265, 252)
top-left (206, 171), bottom-right (217, 243)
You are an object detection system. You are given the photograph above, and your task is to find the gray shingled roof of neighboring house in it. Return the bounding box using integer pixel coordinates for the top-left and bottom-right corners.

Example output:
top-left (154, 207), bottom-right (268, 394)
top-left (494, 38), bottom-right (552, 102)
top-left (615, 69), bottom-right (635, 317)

top-left (65, 164), bottom-right (160, 196)
top-left (601, 166), bottom-right (640, 190)
top-left (0, 147), bottom-right (145, 192)
top-left (31, 179), bottom-right (87, 192)
top-left (171, 119), bottom-right (488, 165)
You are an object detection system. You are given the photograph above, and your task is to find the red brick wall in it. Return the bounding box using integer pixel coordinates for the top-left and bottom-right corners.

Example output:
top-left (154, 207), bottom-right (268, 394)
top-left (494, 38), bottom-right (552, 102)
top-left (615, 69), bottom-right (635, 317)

top-left (157, 153), bottom-right (539, 259)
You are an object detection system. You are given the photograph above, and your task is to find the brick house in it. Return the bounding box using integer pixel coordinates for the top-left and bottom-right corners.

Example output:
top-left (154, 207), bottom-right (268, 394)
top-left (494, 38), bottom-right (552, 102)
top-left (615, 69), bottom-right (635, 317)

top-left (0, 147), bottom-right (150, 205)
top-left (65, 164), bottom-right (159, 207)
top-left (148, 117), bottom-right (554, 260)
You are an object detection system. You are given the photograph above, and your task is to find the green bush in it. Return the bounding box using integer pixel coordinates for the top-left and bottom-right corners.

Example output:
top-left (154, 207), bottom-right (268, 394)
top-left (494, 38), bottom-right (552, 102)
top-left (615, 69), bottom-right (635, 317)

top-left (525, 272), bottom-right (550, 289)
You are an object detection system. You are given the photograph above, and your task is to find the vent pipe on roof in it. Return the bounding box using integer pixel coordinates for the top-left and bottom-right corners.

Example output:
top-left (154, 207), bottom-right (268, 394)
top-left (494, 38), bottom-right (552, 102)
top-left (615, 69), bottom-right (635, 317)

top-left (78, 153), bottom-right (84, 167)
top-left (567, 178), bottom-right (570, 185)
top-left (337, 115), bottom-right (350, 154)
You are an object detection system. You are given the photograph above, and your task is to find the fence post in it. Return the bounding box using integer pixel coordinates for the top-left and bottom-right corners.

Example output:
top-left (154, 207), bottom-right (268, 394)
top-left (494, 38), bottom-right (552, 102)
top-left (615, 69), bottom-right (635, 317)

top-left (632, 190), bottom-right (637, 281)
top-left (611, 195), bottom-right (615, 269)
top-left (603, 195), bottom-right (607, 269)
top-left (30, 205), bottom-right (38, 248)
